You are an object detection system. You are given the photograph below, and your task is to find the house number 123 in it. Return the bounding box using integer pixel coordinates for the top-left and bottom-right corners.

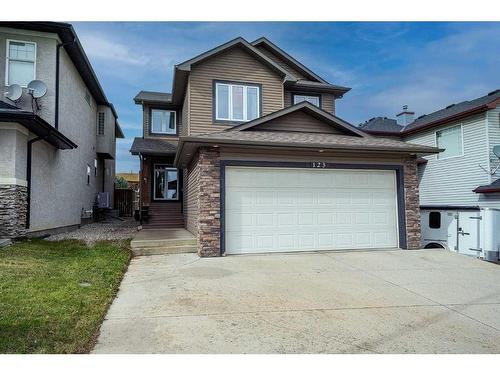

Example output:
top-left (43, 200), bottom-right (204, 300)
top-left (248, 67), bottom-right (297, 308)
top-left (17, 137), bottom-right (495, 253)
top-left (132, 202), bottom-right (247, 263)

top-left (311, 162), bottom-right (327, 168)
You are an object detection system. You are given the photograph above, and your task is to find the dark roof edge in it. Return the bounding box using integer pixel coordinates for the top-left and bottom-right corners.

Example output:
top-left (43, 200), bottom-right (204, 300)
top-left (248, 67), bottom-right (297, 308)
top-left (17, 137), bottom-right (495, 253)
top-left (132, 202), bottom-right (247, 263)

top-left (175, 37), bottom-right (296, 80)
top-left (0, 22), bottom-right (118, 120)
top-left (251, 37), bottom-right (328, 84)
top-left (402, 99), bottom-right (500, 136)
top-left (0, 110), bottom-right (77, 149)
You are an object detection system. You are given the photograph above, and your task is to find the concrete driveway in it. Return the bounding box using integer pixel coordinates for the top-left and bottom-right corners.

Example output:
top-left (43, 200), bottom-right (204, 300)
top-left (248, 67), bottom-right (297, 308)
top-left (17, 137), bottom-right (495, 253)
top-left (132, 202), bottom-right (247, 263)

top-left (93, 249), bottom-right (500, 353)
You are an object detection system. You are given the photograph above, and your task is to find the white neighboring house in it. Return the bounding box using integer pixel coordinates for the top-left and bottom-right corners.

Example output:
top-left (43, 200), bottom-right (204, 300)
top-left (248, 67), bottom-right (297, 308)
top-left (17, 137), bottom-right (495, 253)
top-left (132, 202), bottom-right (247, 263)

top-left (360, 90), bottom-right (500, 260)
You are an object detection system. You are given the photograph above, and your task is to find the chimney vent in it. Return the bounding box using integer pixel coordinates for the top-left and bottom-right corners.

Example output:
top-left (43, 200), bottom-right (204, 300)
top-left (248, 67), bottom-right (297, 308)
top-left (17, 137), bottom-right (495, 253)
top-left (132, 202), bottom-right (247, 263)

top-left (396, 105), bottom-right (415, 126)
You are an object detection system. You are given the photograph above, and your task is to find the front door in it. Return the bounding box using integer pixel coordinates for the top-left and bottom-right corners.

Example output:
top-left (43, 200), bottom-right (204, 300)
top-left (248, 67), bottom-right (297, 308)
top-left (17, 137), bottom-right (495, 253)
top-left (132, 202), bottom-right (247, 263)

top-left (457, 211), bottom-right (481, 256)
top-left (154, 165), bottom-right (178, 200)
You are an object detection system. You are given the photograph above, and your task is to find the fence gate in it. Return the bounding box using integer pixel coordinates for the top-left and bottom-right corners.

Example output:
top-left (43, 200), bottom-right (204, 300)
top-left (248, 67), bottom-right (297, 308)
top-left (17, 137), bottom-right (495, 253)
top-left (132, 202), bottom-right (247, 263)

top-left (114, 189), bottom-right (134, 217)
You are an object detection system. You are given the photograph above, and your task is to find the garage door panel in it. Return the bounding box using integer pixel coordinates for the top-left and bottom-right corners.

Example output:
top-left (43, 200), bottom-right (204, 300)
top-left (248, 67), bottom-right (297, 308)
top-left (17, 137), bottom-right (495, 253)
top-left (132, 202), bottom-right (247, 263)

top-left (225, 167), bottom-right (399, 254)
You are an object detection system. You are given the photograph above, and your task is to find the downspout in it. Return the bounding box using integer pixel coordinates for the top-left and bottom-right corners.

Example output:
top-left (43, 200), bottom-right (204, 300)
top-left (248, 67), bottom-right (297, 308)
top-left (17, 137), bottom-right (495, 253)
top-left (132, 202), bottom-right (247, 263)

top-left (26, 136), bottom-right (43, 229)
top-left (55, 39), bottom-right (75, 130)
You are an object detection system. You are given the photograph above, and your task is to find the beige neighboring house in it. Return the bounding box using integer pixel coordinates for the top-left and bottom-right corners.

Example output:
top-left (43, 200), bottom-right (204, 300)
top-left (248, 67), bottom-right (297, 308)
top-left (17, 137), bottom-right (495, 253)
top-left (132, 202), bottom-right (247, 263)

top-left (0, 22), bottom-right (124, 239)
top-left (131, 37), bottom-right (439, 257)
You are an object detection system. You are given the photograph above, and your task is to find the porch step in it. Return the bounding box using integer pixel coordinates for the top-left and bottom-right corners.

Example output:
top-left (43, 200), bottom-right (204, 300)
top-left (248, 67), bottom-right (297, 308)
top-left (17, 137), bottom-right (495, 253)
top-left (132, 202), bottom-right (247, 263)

top-left (132, 245), bottom-right (197, 256)
top-left (130, 229), bottom-right (197, 256)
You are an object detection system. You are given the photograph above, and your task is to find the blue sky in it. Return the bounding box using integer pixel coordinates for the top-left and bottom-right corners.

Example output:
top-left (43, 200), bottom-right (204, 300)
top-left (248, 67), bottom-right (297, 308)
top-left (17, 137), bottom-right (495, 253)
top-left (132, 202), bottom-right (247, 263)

top-left (72, 22), bottom-right (500, 173)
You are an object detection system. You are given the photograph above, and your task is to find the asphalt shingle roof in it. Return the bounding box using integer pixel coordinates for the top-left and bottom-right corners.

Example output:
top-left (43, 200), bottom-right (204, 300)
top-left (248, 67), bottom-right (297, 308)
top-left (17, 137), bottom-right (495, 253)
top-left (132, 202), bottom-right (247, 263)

top-left (360, 90), bottom-right (500, 135)
top-left (130, 137), bottom-right (178, 155)
top-left (359, 117), bottom-right (403, 133)
top-left (134, 91), bottom-right (172, 103)
top-left (185, 130), bottom-right (439, 154)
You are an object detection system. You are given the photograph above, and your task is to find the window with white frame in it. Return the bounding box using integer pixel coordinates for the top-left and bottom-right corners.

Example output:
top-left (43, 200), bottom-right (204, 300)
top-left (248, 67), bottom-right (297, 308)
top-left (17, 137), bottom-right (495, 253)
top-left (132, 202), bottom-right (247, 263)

top-left (6, 40), bottom-right (36, 86)
top-left (293, 94), bottom-right (320, 107)
top-left (215, 82), bottom-right (260, 122)
top-left (86, 165), bottom-right (91, 185)
top-left (436, 125), bottom-right (463, 159)
top-left (151, 109), bottom-right (176, 134)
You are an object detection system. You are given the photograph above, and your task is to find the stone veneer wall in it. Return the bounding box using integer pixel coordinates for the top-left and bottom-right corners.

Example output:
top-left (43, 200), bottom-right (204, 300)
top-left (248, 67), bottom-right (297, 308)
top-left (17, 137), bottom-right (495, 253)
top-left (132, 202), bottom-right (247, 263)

top-left (403, 157), bottom-right (421, 249)
top-left (196, 147), bottom-right (221, 257)
top-left (0, 185), bottom-right (27, 238)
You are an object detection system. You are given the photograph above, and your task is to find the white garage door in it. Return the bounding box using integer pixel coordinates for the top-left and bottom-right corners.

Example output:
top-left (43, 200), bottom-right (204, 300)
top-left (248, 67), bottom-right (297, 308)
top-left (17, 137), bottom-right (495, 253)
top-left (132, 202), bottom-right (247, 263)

top-left (224, 166), bottom-right (399, 254)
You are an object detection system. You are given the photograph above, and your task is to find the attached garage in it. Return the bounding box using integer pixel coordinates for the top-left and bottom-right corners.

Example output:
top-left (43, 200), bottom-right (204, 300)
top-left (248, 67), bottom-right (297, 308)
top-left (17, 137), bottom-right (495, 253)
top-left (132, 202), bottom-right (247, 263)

top-left (223, 165), bottom-right (402, 255)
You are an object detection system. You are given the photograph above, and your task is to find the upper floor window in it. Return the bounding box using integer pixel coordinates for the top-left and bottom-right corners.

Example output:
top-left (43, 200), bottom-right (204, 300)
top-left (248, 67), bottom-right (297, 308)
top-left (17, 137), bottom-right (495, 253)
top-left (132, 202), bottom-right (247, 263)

top-left (151, 109), bottom-right (176, 135)
top-left (436, 124), bottom-right (463, 159)
top-left (215, 82), bottom-right (260, 122)
top-left (293, 94), bottom-right (320, 107)
top-left (97, 112), bottom-right (105, 135)
top-left (6, 40), bottom-right (36, 87)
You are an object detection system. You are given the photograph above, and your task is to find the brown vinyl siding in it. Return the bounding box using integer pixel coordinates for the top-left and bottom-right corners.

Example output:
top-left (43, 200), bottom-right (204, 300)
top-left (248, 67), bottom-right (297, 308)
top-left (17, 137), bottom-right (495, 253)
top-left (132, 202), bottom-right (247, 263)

top-left (255, 45), bottom-right (307, 80)
top-left (185, 154), bottom-right (199, 235)
top-left (188, 46), bottom-right (284, 135)
top-left (248, 110), bottom-right (344, 134)
top-left (284, 91), bottom-right (335, 115)
top-left (181, 80), bottom-right (190, 136)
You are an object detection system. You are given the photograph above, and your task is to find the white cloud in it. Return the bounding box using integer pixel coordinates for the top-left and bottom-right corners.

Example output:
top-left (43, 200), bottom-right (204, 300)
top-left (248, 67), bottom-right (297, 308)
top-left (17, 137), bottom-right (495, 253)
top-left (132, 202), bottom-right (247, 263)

top-left (79, 33), bottom-right (149, 66)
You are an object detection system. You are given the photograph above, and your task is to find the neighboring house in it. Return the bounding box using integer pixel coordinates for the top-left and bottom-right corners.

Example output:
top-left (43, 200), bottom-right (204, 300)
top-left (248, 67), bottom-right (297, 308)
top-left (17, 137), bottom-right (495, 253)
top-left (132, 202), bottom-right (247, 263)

top-left (131, 37), bottom-right (439, 257)
top-left (360, 90), bottom-right (500, 209)
top-left (0, 22), bottom-right (124, 238)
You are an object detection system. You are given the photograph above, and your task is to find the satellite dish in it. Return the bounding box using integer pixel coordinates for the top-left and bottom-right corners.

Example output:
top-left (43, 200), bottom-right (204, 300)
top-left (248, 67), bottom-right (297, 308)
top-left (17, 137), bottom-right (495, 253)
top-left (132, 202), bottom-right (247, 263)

top-left (27, 80), bottom-right (47, 99)
top-left (493, 145), bottom-right (500, 159)
top-left (5, 84), bottom-right (22, 101)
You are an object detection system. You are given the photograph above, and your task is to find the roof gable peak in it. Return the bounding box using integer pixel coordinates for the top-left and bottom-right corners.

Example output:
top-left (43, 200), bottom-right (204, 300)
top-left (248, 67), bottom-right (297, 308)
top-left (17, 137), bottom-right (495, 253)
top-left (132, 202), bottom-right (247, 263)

top-left (228, 102), bottom-right (368, 137)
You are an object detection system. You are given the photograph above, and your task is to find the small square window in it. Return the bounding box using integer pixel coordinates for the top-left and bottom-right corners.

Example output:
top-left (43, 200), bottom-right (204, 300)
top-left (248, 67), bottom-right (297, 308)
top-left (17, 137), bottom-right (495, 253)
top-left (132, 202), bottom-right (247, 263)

top-left (429, 212), bottom-right (441, 229)
top-left (151, 110), bottom-right (176, 134)
top-left (436, 125), bottom-right (463, 159)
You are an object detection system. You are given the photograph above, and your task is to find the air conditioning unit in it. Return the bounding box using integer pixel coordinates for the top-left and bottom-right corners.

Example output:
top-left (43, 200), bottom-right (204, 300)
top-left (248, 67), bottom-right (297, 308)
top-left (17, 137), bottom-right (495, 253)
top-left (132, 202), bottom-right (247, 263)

top-left (97, 192), bottom-right (110, 208)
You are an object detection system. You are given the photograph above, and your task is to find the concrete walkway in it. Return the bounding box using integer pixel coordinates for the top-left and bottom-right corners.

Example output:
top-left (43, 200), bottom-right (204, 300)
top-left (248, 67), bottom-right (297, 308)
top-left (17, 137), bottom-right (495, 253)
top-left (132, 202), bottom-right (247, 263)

top-left (93, 249), bottom-right (500, 353)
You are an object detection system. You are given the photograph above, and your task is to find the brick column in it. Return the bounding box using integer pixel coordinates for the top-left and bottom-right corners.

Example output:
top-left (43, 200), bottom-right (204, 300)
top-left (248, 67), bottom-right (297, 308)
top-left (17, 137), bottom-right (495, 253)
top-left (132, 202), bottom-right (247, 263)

top-left (0, 184), bottom-right (28, 238)
top-left (197, 147), bottom-right (221, 257)
top-left (403, 157), bottom-right (421, 249)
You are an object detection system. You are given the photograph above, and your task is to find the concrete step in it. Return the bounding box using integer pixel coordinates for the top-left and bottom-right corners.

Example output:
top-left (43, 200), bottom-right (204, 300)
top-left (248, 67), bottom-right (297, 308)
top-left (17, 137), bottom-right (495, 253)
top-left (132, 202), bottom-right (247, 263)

top-left (132, 245), bottom-right (197, 256)
top-left (132, 237), bottom-right (196, 249)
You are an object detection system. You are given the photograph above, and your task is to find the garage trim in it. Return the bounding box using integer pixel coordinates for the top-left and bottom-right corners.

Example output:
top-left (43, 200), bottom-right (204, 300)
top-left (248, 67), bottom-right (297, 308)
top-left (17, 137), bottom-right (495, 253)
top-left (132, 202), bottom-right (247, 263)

top-left (220, 160), bottom-right (407, 255)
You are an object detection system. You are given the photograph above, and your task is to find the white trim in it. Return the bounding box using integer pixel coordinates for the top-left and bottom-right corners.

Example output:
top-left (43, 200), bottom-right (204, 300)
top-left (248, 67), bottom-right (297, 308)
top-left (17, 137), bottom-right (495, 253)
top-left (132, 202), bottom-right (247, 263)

top-left (153, 164), bottom-right (179, 201)
top-left (150, 109), bottom-right (176, 135)
top-left (215, 82), bottom-right (260, 122)
top-left (435, 123), bottom-right (465, 160)
top-left (5, 39), bottom-right (37, 87)
top-left (0, 177), bottom-right (28, 186)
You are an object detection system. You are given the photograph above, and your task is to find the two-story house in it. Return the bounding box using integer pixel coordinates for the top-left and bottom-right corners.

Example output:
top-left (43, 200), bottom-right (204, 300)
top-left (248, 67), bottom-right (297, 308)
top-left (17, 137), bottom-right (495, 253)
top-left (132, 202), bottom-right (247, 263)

top-left (0, 22), bottom-right (124, 239)
top-left (360, 90), bottom-right (500, 255)
top-left (131, 37), bottom-right (439, 257)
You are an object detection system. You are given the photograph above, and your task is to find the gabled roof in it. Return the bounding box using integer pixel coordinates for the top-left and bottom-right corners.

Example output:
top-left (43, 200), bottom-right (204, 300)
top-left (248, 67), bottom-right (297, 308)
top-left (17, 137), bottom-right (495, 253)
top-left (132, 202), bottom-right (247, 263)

top-left (251, 37), bottom-right (327, 84)
top-left (229, 101), bottom-right (366, 137)
top-left (176, 37), bottom-right (296, 80)
top-left (359, 117), bottom-right (403, 134)
top-left (361, 89), bottom-right (500, 136)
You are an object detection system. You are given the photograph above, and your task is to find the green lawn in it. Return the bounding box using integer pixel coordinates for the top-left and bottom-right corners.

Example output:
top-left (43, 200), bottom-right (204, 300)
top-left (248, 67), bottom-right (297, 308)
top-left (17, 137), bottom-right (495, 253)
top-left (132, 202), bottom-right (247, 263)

top-left (0, 239), bottom-right (130, 353)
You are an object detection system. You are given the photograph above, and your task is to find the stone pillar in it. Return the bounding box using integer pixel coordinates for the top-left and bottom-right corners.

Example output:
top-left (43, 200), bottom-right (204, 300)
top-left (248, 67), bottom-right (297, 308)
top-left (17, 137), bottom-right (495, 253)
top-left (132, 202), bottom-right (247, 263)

top-left (197, 147), bottom-right (221, 257)
top-left (0, 184), bottom-right (28, 238)
top-left (403, 157), bottom-right (421, 249)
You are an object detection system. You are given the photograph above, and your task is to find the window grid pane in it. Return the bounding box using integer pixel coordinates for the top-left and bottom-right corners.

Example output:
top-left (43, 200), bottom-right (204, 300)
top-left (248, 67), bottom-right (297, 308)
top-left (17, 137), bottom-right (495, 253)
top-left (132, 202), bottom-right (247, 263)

top-left (7, 41), bottom-right (36, 86)
top-left (216, 83), bottom-right (259, 122)
top-left (293, 94), bottom-right (320, 107)
top-left (151, 110), bottom-right (176, 134)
